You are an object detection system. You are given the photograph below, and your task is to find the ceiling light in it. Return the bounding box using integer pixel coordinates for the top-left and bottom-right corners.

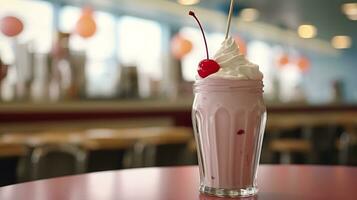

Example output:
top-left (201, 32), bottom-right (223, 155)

top-left (347, 14), bottom-right (357, 20)
top-left (342, 3), bottom-right (357, 20)
top-left (342, 3), bottom-right (357, 16)
top-left (331, 35), bottom-right (352, 49)
top-left (297, 24), bottom-right (317, 39)
top-left (177, 0), bottom-right (200, 5)
top-left (240, 8), bottom-right (259, 22)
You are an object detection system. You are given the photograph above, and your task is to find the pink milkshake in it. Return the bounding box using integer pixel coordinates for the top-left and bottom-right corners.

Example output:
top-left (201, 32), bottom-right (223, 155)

top-left (192, 78), bottom-right (266, 197)
top-left (189, 10), bottom-right (266, 197)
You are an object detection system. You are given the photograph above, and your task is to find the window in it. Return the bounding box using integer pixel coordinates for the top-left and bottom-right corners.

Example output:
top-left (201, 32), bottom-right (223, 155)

top-left (0, 0), bottom-right (53, 62)
top-left (59, 6), bottom-right (117, 97)
top-left (0, 0), bottom-right (53, 101)
top-left (247, 40), bottom-right (274, 98)
top-left (117, 16), bottom-right (163, 97)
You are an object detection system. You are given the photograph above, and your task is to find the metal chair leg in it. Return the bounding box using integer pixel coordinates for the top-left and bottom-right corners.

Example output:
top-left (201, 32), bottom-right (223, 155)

top-left (144, 146), bottom-right (157, 167)
top-left (132, 142), bottom-right (145, 167)
top-left (280, 152), bottom-right (292, 164)
top-left (339, 132), bottom-right (350, 165)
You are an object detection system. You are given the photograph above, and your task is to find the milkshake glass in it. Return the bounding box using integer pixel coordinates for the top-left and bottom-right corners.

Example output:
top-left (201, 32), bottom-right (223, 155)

top-left (192, 37), bottom-right (266, 197)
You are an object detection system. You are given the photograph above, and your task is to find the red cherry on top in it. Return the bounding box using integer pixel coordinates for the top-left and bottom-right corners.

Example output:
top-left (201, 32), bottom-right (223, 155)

top-left (198, 59), bottom-right (220, 78)
top-left (189, 11), bottom-right (220, 78)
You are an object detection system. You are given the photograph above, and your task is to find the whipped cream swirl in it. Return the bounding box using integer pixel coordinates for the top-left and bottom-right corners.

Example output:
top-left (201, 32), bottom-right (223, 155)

top-left (208, 36), bottom-right (263, 80)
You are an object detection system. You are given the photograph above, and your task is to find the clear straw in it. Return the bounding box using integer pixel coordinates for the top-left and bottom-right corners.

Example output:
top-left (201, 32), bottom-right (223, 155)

top-left (225, 0), bottom-right (235, 39)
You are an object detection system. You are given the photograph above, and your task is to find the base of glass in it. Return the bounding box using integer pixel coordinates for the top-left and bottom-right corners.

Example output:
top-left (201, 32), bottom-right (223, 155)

top-left (199, 185), bottom-right (258, 198)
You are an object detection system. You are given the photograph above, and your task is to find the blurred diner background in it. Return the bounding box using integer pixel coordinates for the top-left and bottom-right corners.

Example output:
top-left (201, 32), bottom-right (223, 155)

top-left (0, 0), bottom-right (356, 187)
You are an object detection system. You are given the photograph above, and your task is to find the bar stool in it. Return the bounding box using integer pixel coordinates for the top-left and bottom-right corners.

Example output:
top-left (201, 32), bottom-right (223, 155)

top-left (338, 125), bottom-right (357, 165)
top-left (184, 138), bottom-right (198, 165)
top-left (27, 131), bottom-right (86, 180)
top-left (0, 142), bottom-right (28, 186)
top-left (267, 116), bottom-right (313, 164)
top-left (83, 129), bottom-right (137, 171)
top-left (128, 127), bottom-right (193, 167)
top-left (31, 143), bottom-right (86, 180)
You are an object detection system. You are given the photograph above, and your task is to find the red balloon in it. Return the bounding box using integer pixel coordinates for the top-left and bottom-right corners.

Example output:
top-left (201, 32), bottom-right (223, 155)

top-left (0, 16), bottom-right (24, 37)
top-left (171, 34), bottom-right (193, 59)
top-left (75, 8), bottom-right (96, 39)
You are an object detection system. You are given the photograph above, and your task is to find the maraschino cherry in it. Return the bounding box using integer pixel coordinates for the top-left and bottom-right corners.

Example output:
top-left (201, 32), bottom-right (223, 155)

top-left (189, 11), bottom-right (220, 78)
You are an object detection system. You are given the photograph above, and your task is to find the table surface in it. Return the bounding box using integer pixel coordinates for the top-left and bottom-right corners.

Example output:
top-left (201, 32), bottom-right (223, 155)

top-left (0, 165), bottom-right (356, 200)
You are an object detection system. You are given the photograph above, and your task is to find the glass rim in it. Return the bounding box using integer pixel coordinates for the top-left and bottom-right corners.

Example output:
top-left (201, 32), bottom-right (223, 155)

top-left (193, 78), bottom-right (264, 93)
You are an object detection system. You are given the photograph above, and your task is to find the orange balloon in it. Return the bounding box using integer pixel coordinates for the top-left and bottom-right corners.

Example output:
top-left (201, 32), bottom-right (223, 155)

top-left (234, 36), bottom-right (247, 55)
top-left (297, 57), bottom-right (310, 72)
top-left (75, 9), bottom-right (96, 38)
top-left (0, 16), bottom-right (24, 37)
top-left (278, 54), bottom-right (289, 67)
top-left (82, 6), bottom-right (94, 16)
top-left (171, 35), bottom-right (193, 59)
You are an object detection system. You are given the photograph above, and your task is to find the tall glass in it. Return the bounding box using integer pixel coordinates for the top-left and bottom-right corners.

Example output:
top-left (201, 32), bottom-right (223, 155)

top-left (192, 78), bottom-right (266, 197)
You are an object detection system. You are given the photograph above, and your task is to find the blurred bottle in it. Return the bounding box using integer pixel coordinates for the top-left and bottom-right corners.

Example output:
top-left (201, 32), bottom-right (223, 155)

top-left (148, 78), bottom-right (161, 98)
top-left (0, 57), bottom-right (8, 99)
top-left (331, 80), bottom-right (344, 104)
top-left (49, 32), bottom-right (70, 101)
top-left (69, 51), bottom-right (86, 99)
top-left (14, 43), bottom-right (34, 101)
top-left (118, 65), bottom-right (139, 98)
top-left (30, 53), bottom-right (52, 102)
top-left (0, 59), bottom-right (7, 79)
top-left (49, 32), bottom-right (86, 101)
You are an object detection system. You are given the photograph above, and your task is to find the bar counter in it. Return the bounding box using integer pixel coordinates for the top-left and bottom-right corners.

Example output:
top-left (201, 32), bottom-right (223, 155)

top-left (0, 99), bottom-right (356, 132)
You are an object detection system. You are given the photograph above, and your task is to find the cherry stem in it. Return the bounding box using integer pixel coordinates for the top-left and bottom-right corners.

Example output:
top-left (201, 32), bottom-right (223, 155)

top-left (189, 11), bottom-right (209, 59)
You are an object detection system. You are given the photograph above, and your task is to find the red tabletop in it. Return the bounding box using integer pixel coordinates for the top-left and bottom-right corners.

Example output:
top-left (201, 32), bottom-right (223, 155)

top-left (0, 165), bottom-right (356, 200)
